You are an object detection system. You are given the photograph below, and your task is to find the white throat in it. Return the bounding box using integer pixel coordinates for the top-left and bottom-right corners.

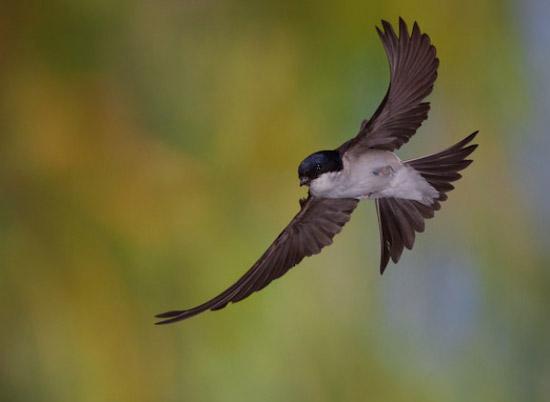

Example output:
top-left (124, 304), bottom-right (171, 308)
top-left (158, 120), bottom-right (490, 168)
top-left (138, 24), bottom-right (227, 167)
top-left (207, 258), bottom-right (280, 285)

top-left (309, 171), bottom-right (344, 197)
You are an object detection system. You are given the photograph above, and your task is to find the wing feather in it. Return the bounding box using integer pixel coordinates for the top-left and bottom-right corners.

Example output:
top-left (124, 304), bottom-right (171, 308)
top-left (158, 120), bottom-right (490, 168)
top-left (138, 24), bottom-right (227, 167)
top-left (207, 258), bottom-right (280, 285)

top-left (156, 196), bottom-right (358, 324)
top-left (340, 18), bottom-right (439, 154)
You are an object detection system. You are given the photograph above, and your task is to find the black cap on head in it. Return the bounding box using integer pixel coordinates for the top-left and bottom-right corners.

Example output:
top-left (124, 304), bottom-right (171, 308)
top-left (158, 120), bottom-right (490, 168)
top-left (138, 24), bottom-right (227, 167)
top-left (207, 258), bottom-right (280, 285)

top-left (298, 150), bottom-right (343, 186)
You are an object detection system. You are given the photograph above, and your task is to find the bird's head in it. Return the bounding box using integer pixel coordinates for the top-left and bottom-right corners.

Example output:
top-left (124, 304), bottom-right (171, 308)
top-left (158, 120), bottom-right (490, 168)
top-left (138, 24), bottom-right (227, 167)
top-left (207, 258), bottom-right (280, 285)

top-left (298, 150), bottom-right (343, 187)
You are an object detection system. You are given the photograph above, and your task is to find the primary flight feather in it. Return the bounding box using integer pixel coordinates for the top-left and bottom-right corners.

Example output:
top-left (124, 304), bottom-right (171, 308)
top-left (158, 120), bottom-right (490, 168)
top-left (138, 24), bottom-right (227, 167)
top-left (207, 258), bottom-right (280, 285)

top-left (156, 18), bottom-right (478, 325)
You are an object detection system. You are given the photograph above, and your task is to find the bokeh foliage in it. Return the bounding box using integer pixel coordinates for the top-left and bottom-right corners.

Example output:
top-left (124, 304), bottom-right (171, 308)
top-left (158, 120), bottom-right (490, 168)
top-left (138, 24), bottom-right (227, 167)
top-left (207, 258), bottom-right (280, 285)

top-left (1, 1), bottom-right (549, 401)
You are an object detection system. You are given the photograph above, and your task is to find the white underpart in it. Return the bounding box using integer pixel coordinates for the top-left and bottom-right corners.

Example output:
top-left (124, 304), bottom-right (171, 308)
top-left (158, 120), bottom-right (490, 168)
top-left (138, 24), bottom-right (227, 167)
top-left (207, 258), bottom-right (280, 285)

top-left (377, 165), bottom-right (439, 204)
top-left (309, 150), bottom-right (439, 205)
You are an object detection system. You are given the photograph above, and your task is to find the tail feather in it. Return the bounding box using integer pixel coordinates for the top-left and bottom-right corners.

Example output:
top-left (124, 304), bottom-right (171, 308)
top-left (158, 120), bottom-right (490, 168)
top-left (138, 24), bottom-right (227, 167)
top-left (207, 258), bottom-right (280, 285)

top-left (376, 131), bottom-right (478, 273)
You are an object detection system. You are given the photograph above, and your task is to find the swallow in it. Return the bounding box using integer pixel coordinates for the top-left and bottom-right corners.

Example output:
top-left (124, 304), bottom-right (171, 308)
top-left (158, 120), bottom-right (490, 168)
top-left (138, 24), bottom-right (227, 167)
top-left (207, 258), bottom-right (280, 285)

top-left (156, 18), bottom-right (478, 324)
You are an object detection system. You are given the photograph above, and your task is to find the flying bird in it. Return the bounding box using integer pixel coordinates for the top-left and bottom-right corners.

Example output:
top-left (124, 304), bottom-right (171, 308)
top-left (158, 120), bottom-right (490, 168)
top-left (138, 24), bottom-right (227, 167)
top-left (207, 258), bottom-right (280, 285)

top-left (156, 18), bottom-right (478, 324)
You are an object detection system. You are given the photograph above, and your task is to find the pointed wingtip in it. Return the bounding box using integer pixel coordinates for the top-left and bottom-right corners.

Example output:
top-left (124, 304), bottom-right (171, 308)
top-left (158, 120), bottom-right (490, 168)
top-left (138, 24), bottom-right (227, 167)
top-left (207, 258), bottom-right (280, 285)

top-left (154, 313), bottom-right (177, 325)
top-left (155, 304), bottom-right (210, 324)
top-left (154, 311), bottom-right (193, 325)
top-left (154, 320), bottom-right (169, 326)
top-left (398, 17), bottom-right (409, 38)
top-left (155, 317), bottom-right (181, 325)
top-left (449, 131), bottom-right (479, 152)
top-left (461, 131), bottom-right (480, 147)
top-left (467, 130), bottom-right (479, 140)
top-left (380, 19), bottom-right (393, 36)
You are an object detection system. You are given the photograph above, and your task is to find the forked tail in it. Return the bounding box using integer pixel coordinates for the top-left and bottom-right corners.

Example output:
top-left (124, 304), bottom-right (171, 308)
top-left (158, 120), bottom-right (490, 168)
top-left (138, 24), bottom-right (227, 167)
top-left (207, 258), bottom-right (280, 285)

top-left (376, 131), bottom-right (478, 273)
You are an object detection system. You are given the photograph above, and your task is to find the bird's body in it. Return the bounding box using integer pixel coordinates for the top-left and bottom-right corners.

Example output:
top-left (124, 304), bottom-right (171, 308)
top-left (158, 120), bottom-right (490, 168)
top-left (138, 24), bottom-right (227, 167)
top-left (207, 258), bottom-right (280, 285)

top-left (310, 150), bottom-right (401, 198)
top-left (309, 150), bottom-right (438, 205)
top-left (156, 18), bottom-right (478, 325)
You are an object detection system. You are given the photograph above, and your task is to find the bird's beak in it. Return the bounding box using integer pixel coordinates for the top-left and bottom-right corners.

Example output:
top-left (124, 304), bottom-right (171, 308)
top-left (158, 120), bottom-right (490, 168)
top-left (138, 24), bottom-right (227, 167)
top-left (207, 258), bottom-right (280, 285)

top-left (299, 177), bottom-right (310, 186)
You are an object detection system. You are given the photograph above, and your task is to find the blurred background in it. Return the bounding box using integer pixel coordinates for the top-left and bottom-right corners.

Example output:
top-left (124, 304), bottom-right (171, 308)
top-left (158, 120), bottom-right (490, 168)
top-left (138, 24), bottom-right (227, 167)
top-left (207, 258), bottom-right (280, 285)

top-left (1, 1), bottom-right (549, 401)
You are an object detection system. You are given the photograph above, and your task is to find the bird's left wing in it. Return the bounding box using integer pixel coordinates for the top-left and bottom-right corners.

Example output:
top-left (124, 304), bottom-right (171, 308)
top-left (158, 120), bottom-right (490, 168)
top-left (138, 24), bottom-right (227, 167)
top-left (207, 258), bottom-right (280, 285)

top-left (155, 196), bottom-right (358, 324)
top-left (339, 18), bottom-right (439, 154)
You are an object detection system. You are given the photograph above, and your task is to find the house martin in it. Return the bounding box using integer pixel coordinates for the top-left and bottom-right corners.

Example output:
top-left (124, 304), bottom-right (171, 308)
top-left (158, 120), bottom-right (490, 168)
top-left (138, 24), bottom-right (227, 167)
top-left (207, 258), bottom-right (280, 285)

top-left (156, 18), bottom-right (478, 324)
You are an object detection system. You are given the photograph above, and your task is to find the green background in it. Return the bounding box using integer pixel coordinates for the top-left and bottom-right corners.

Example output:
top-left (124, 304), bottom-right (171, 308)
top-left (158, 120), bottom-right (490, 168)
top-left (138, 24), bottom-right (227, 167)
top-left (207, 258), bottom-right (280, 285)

top-left (1, 1), bottom-right (549, 401)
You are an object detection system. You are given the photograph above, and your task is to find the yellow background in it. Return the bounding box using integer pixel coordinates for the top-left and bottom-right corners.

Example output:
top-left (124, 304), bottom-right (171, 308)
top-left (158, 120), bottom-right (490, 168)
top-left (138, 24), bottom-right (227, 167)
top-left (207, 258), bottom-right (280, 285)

top-left (1, 1), bottom-right (549, 401)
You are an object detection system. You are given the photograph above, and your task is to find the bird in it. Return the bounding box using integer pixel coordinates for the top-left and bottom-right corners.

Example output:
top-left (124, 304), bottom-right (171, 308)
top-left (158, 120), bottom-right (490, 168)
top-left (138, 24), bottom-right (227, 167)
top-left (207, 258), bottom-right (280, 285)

top-left (155, 18), bottom-right (478, 325)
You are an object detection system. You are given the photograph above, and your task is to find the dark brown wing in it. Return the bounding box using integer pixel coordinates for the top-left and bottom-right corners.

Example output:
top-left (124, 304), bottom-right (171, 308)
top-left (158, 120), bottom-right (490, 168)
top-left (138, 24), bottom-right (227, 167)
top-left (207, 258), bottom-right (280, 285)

top-left (156, 196), bottom-right (359, 324)
top-left (376, 132), bottom-right (478, 273)
top-left (376, 198), bottom-right (433, 273)
top-left (339, 18), bottom-right (439, 154)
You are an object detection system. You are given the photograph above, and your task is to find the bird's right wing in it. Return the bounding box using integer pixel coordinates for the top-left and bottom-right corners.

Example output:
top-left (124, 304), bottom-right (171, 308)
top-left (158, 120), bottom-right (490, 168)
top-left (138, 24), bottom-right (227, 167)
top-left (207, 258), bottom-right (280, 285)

top-left (156, 196), bottom-right (359, 324)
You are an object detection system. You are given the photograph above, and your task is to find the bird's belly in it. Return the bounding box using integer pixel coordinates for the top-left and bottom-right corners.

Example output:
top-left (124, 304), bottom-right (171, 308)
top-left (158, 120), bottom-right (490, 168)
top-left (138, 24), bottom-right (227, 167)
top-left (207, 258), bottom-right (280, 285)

top-left (312, 174), bottom-right (390, 199)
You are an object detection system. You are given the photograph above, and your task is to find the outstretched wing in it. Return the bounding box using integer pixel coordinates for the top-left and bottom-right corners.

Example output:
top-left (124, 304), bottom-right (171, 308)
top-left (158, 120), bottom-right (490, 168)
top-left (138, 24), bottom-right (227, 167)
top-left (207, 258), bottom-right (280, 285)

top-left (339, 18), bottom-right (439, 154)
top-left (156, 196), bottom-right (359, 324)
